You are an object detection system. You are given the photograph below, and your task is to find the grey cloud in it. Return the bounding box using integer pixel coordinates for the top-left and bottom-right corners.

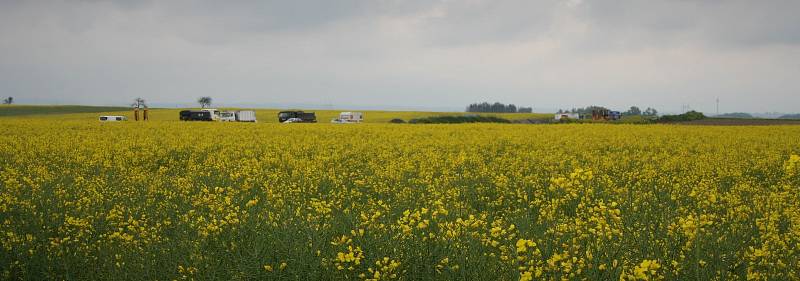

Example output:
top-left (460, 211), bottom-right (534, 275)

top-left (0, 0), bottom-right (799, 113)
top-left (410, 0), bottom-right (562, 46)
top-left (574, 0), bottom-right (800, 48)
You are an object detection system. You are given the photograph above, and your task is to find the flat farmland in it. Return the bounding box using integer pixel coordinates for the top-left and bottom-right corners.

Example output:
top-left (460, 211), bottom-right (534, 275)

top-left (0, 110), bottom-right (799, 280)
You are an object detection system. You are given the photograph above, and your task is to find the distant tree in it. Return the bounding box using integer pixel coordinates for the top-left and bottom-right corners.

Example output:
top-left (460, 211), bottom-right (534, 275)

top-left (466, 102), bottom-right (490, 112)
top-left (624, 106), bottom-right (642, 116)
top-left (517, 107), bottom-right (533, 113)
top-left (198, 97), bottom-right (212, 108)
top-left (779, 114), bottom-right (800, 119)
top-left (507, 104), bottom-right (517, 113)
top-left (466, 102), bottom-right (532, 113)
top-left (643, 107), bottom-right (658, 116)
top-left (2, 97), bottom-right (12, 104)
top-left (131, 97), bottom-right (147, 109)
top-left (491, 102), bottom-right (503, 113)
top-left (574, 105), bottom-right (610, 115)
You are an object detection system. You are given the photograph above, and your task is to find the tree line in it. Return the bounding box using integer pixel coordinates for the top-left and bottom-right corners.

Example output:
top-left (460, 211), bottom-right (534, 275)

top-left (557, 106), bottom-right (658, 116)
top-left (466, 102), bottom-right (532, 113)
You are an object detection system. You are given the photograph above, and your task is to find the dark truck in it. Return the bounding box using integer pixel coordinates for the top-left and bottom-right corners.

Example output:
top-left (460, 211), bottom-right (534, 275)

top-left (179, 110), bottom-right (213, 121)
top-left (278, 111), bottom-right (317, 123)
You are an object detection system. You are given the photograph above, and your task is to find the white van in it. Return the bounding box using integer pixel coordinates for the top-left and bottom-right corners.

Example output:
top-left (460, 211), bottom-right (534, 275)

top-left (99, 116), bottom-right (127, 122)
top-left (219, 111), bottom-right (236, 122)
top-left (331, 112), bottom-right (363, 123)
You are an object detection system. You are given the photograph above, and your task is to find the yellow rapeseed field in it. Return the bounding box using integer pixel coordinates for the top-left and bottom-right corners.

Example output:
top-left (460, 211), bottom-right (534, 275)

top-left (0, 111), bottom-right (799, 280)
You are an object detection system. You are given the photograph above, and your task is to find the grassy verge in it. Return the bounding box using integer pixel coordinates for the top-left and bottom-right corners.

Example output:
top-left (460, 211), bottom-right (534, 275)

top-left (409, 115), bottom-right (511, 124)
top-left (0, 105), bottom-right (130, 117)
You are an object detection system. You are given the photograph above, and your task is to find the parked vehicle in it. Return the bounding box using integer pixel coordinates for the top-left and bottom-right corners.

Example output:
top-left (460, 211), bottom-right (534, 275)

top-left (278, 111), bottom-right (316, 123)
top-left (180, 109), bottom-right (257, 122)
top-left (235, 110), bottom-right (257, 122)
top-left (591, 109), bottom-right (622, 121)
top-left (179, 110), bottom-right (213, 121)
top-left (219, 111), bottom-right (236, 122)
top-left (283, 118), bottom-right (304, 123)
top-left (554, 113), bottom-right (580, 121)
top-left (201, 109), bottom-right (220, 121)
top-left (99, 116), bottom-right (127, 122)
top-left (332, 112), bottom-right (363, 123)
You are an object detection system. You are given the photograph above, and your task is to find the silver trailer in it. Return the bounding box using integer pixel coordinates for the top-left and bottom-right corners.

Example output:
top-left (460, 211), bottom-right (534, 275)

top-left (235, 110), bottom-right (257, 122)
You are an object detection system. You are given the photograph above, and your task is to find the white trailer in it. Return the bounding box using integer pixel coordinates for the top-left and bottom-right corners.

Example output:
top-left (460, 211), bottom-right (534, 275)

top-left (332, 112), bottom-right (363, 123)
top-left (235, 110), bottom-right (257, 122)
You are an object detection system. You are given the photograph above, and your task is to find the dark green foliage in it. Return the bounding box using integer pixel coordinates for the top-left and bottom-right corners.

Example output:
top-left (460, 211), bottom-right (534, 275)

top-left (517, 107), bottom-right (533, 113)
top-left (197, 97), bottom-right (212, 108)
top-left (624, 106), bottom-right (642, 116)
top-left (716, 112), bottom-right (754, 118)
top-left (409, 115), bottom-right (511, 124)
top-left (558, 105), bottom-right (610, 115)
top-left (389, 118), bottom-right (406, 123)
top-left (643, 107), bottom-right (658, 116)
top-left (466, 102), bottom-right (531, 113)
top-left (560, 106), bottom-right (659, 117)
top-left (657, 110), bottom-right (706, 122)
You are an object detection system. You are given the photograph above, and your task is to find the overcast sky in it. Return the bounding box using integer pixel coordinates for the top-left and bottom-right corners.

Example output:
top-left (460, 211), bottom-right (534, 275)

top-left (1, 0), bottom-right (799, 113)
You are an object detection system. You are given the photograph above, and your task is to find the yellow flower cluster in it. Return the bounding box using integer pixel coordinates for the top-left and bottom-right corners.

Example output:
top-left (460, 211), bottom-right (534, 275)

top-left (515, 239), bottom-right (543, 280)
top-left (620, 259), bottom-right (662, 281)
top-left (0, 115), bottom-right (799, 280)
top-left (786, 154), bottom-right (800, 177)
top-left (362, 257), bottom-right (401, 281)
top-left (335, 245), bottom-right (365, 271)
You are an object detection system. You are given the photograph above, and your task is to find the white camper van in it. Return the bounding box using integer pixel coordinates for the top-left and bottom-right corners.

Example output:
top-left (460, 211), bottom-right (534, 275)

top-left (554, 113), bottom-right (580, 121)
top-left (99, 116), bottom-right (127, 122)
top-left (219, 111), bottom-right (236, 122)
top-left (332, 112), bottom-right (363, 123)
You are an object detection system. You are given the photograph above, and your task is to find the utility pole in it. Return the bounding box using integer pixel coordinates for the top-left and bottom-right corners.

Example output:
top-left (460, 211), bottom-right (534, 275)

top-left (716, 98), bottom-right (719, 116)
